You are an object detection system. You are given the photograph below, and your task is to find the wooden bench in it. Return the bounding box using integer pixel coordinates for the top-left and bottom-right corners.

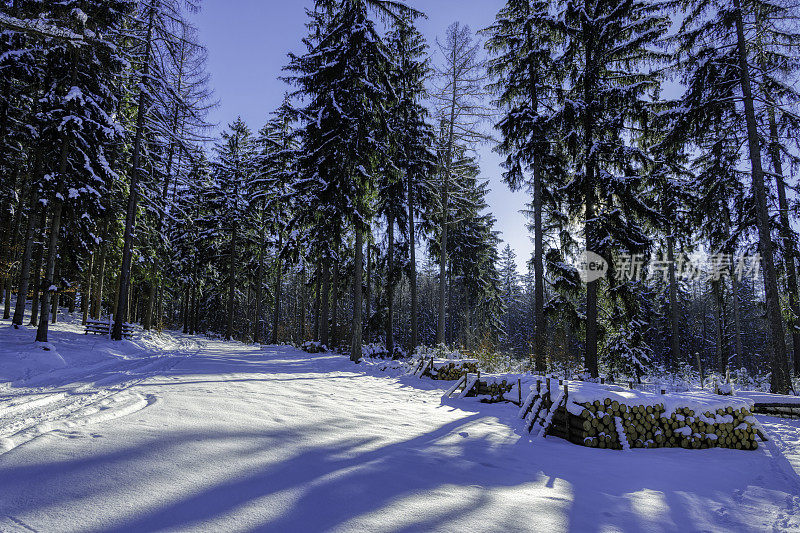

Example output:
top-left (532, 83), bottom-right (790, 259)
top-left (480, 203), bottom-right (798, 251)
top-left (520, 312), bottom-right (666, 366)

top-left (84, 317), bottom-right (135, 338)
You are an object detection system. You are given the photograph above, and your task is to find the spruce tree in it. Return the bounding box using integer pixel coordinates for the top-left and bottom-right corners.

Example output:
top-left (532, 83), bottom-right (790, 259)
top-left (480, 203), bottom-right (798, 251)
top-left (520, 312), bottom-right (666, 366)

top-left (546, 0), bottom-right (669, 376)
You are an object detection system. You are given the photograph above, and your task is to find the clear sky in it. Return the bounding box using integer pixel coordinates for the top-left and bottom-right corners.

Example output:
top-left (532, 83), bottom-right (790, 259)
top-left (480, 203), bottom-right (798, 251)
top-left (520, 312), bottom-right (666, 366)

top-left (191, 0), bottom-right (532, 269)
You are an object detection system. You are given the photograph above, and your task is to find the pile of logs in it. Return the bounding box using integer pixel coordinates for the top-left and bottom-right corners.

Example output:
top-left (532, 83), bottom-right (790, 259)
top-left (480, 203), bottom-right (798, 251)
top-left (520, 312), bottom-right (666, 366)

top-left (522, 380), bottom-right (762, 451)
top-left (426, 360), bottom-right (479, 380)
top-left (471, 379), bottom-right (514, 400)
top-left (301, 341), bottom-right (327, 354)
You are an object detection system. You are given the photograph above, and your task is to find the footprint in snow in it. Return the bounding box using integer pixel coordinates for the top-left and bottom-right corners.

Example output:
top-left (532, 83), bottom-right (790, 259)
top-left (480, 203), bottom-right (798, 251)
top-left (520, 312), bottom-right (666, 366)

top-left (459, 432), bottom-right (469, 438)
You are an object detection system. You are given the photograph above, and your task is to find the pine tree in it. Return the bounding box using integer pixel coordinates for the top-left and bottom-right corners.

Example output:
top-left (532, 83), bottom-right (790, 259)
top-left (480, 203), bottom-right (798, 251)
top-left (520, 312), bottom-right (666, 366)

top-left (32, 0), bottom-right (131, 343)
top-left (286, 0), bottom-right (416, 360)
top-left (674, 0), bottom-right (797, 392)
top-left (384, 13), bottom-right (435, 354)
top-left (210, 118), bottom-right (257, 340)
top-left (546, 0), bottom-right (669, 376)
top-left (486, 0), bottom-right (561, 370)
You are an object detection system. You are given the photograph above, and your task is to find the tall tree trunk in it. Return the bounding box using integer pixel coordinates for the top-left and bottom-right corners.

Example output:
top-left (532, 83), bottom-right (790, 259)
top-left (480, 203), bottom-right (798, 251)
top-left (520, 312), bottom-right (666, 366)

top-left (446, 260), bottom-right (453, 346)
top-left (313, 262), bottom-right (321, 341)
top-left (733, 0), bottom-right (792, 393)
top-left (436, 184), bottom-right (450, 345)
top-left (28, 213), bottom-right (46, 327)
top-left (142, 279), bottom-right (154, 331)
top-left (767, 108), bottom-right (800, 376)
top-left (3, 170), bottom-right (23, 319)
top-left (35, 76), bottom-right (74, 343)
top-left (81, 253), bottom-right (93, 325)
top-left (365, 241), bottom-right (371, 344)
top-left (667, 234), bottom-right (680, 369)
top-left (732, 271), bottom-right (744, 371)
top-left (181, 284), bottom-right (188, 334)
top-left (50, 263), bottom-right (61, 323)
top-left (226, 223), bottom-right (237, 340)
top-left (351, 228), bottom-right (364, 361)
top-left (254, 212), bottom-right (265, 344)
top-left (114, 3), bottom-right (155, 340)
top-left (437, 40), bottom-right (459, 346)
top-left (91, 221), bottom-right (108, 320)
top-left (271, 234), bottom-right (283, 345)
top-left (407, 172), bottom-right (418, 352)
top-left (583, 24), bottom-right (599, 378)
top-left (525, 54), bottom-right (547, 372)
top-left (331, 259), bottom-right (339, 349)
top-left (386, 214), bottom-right (395, 356)
top-left (12, 194), bottom-right (40, 327)
top-left (299, 264), bottom-right (307, 340)
top-left (320, 258), bottom-right (330, 346)
top-left (713, 281), bottom-right (727, 373)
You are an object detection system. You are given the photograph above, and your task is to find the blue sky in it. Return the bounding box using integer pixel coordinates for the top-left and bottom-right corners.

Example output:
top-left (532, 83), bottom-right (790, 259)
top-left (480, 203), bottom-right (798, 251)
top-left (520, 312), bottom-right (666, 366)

top-left (191, 0), bottom-right (532, 269)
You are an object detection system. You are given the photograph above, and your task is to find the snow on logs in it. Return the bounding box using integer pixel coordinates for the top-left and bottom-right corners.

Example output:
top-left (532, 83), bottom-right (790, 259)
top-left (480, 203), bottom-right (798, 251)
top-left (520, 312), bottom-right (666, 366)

top-left (423, 359), bottom-right (516, 401)
top-left (545, 381), bottom-right (761, 451)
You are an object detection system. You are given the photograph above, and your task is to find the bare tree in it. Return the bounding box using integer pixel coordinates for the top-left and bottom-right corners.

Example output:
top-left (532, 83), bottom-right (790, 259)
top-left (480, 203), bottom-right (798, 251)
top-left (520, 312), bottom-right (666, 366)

top-left (430, 22), bottom-right (491, 345)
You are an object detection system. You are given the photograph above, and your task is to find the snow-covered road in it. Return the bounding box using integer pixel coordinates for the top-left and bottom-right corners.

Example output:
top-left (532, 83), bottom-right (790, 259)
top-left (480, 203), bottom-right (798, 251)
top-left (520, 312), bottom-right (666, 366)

top-left (1, 334), bottom-right (800, 532)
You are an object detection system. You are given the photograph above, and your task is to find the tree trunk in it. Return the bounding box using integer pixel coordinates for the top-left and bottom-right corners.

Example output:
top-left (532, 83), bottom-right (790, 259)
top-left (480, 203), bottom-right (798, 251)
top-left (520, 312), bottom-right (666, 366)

top-left (50, 261), bottom-right (61, 324)
top-left (365, 240), bottom-right (371, 344)
top-left (28, 213), bottom-right (46, 327)
top-left (386, 215), bottom-right (395, 356)
top-left (12, 195), bottom-right (40, 327)
top-left (114, 3), bottom-right (155, 341)
top-left (271, 234), bottom-right (283, 345)
top-left (3, 170), bottom-right (23, 320)
top-left (91, 222), bottom-right (108, 320)
top-left (767, 108), bottom-right (800, 376)
top-left (226, 223), bottom-right (237, 340)
top-left (254, 227), bottom-right (265, 344)
top-left (81, 253), bottom-right (93, 325)
top-left (407, 171), bottom-right (418, 352)
top-left (314, 262), bottom-right (321, 341)
top-left (733, 0), bottom-right (792, 393)
top-left (351, 227), bottom-right (364, 361)
top-left (299, 264), bottom-right (307, 340)
top-left (35, 87), bottom-right (73, 343)
top-left (320, 258), bottom-right (330, 346)
top-left (667, 235), bottom-right (680, 369)
top-left (713, 281), bottom-right (727, 373)
top-left (732, 272), bottom-right (744, 371)
top-left (583, 26), bottom-right (599, 378)
top-left (331, 258), bottom-right (339, 349)
top-left (142, 279), bottom-right (153, 330)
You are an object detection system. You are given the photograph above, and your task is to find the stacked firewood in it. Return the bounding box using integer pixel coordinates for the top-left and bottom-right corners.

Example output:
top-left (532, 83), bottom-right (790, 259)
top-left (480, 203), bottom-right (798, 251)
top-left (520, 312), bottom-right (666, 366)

top-left (548, 399), bottom-right (759, 450)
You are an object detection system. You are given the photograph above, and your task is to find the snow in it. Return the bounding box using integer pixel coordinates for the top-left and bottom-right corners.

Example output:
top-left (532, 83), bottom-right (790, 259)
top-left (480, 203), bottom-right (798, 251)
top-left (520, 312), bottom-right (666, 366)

top-left (565, 380), bottom-right (755, 416)
top-left (1, 316), bottom-right (800, 531)
top-left (739, 390), bottom-right (800, 406)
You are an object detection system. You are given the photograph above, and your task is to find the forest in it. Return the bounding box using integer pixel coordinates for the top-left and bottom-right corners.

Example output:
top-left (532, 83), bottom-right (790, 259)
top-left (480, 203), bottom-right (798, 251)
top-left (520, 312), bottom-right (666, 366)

top-left (1, 0), bottom-right (800, 395)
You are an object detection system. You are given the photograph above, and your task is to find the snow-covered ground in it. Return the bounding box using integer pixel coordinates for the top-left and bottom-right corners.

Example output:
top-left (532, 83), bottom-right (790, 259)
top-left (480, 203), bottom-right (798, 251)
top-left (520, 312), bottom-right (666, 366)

top-left (1, 315), bottom-right (800, 532)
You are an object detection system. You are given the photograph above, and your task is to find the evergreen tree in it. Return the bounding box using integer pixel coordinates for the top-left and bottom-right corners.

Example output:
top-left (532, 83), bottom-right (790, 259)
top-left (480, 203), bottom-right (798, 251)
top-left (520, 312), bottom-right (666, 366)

top-left (286, 0), bottom-right (416, 360)
top-left (384, 13), bottom-right (436, 354)
top-left (546, 0), bottom-right (669, 376)
top-left (673, 0), bottom-right (797, 392)
top-left (33, 0), bottom-right (131, 343)
top-left (486, 0), bottom-right (562, 370)
top-left (209, 118), bottom-right (257, 340)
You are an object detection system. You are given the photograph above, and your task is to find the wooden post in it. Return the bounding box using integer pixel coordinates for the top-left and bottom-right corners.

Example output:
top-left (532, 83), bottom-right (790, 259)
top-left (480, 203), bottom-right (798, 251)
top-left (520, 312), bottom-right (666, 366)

top-left (518, 378), bottom-right (522, 405)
